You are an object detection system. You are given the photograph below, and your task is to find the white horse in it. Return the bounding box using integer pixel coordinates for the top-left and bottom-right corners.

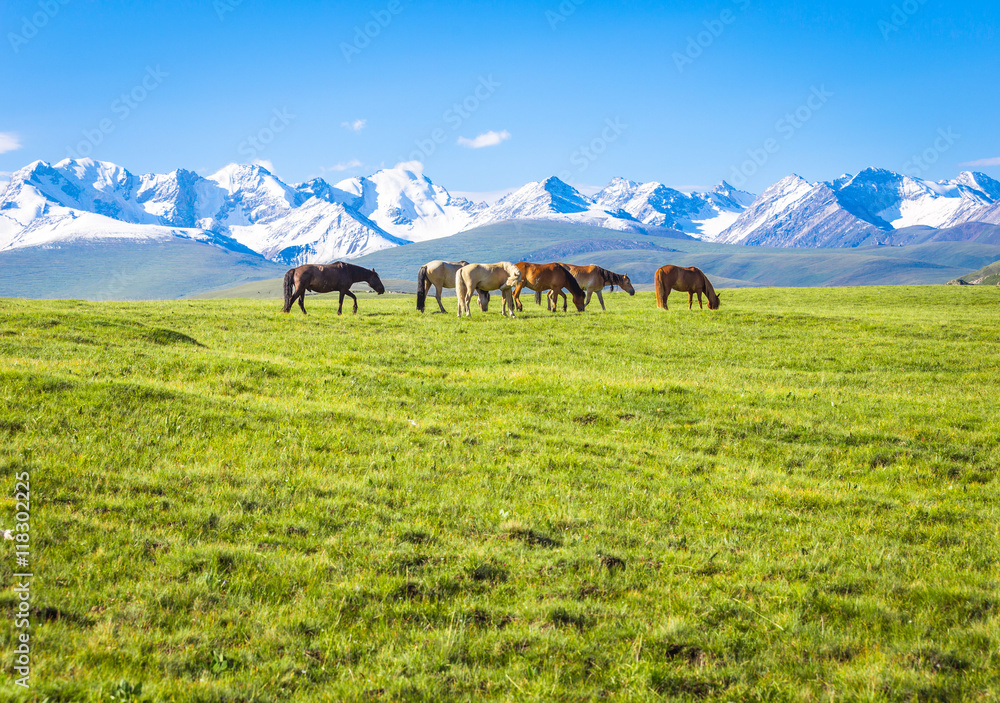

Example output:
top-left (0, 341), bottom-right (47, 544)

top-left (455, 262), bottom-right (522, 318)
top-left (416, 259), bottom-right (472, 313)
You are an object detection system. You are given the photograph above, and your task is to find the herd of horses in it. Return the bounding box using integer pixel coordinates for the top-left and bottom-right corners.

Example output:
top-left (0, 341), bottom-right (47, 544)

top-left (282, 259), bottom-right (720, 316)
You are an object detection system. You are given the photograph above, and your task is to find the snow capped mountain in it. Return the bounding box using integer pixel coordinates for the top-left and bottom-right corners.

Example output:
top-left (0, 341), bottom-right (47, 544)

top-left (4, 157), bottom-right (1000, 259)
top-left (334, 162), bottom-right (487, 242)
top-left (465, 176), bottom-right (694, 234)
top-left (592, 177), bottom-right (755, 239)
top-left (719, 169), bottom-right (1000, 247)
top-left (0, 159), bottom-right (409, 264)
top-left (716, 175), bottom-right (884, 247)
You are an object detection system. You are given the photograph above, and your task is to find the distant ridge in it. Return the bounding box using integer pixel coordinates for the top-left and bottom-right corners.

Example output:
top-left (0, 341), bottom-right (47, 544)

top-left (3, 158), bottom-right (1000, 272)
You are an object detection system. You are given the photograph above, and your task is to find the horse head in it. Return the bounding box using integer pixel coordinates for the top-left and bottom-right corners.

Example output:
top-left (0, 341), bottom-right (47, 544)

top-left (368, 268), bottom-right (386, 295)
top-left (708, 291), bottom-right (720, 310)
top-left (620, 274), bottom-right (636, 296)
top-left (477, 290), bottom-right (491, 311)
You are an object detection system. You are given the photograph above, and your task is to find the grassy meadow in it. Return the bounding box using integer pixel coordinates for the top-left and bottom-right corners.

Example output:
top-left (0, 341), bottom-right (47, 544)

top-left (1, 287), bottom-right (999, 701)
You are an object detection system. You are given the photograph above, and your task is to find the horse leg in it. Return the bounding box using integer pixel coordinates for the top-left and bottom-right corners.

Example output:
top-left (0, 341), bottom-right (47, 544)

top-left (513, 282), bottom-right (524, 313)
top-left (338, 291), bottom-right (345, 315)
top-left (435, 285), bottom-right (446, 313)
top-left (697, 292), bottom-right (704, 309)
top-left (596, 290), bottom-right (606, 311)
top-left (346, 290), bottom-right (358, 314)
top-left (688, 292), bottom-right (694, 310)
top-left (297, 287), bottom-right (307, 314)
top-left (503, 289), bottom-right (516, 318)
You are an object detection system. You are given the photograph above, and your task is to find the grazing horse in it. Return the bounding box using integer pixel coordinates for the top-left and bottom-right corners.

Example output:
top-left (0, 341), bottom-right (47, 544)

top-left (539, 264), bottom-right (635, 311)
top-left (455, 262), bottom-right (522, 318)
top-left (283, 261), bottom-right (385, 315)
top-left (512, 262), bottom-right (587, 313)
top-left (416, 259), bottom-right (470, 313)
top-left (654, 265), bottom-right (720, 310)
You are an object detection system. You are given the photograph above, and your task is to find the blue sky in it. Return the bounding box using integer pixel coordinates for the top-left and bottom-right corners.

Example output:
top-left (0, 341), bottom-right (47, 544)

top-left (2, 0), bottom-right (999, 196)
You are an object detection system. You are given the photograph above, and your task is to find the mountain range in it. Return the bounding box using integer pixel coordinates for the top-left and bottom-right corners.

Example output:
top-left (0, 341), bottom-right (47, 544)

top-left (2, 158), bottom-right (1000, 266)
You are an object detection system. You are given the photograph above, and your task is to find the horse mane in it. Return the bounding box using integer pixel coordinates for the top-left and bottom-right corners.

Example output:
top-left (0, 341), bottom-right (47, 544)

top-left (693, 267), bottom-right (717, 297)
top-left (598, 267), bottom-right (626, 291)
top-left (557, 264), bottom-right (586, 298)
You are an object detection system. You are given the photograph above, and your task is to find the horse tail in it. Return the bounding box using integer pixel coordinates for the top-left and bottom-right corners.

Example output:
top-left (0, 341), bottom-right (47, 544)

top-left (655, 267), bottom-right (667, 309)
top-left (282, 268), bottom-right (295, 313)
top-left (534, 290), bottom-right (542, 306)
top-left (416, 265), bottom-right (428, 312)
top-left (455, 272), bottom-right (467, 316)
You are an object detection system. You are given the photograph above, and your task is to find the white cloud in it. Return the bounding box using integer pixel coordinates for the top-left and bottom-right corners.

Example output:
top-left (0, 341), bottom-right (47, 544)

top-left (0, 133), bottom-right (22, 154)
top-left (342, 119), bottom-right (367, 132)
top-left (393, 160), bottom-right (424, 174)
top-left (251, 158), bottom-right (275, 172)
top-left (457, 130), bottom-right (511, 149)
top-left (959, 157), bottom-right (1000, 168)
top-left (322, 159), bottom-right (363, 173)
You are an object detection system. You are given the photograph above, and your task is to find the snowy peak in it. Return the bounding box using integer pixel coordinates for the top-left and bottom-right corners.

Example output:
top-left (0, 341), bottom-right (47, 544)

top-left (0, 159), bottom-right (404, 263)
top-left (719, 168), bottom-right (1000, 247)
top-left (591, 177), bottom-right (755, 239)
top-left (334, 163), bottom-right (485, 242)
top-left (951, 171), bottom-right (1000, 201)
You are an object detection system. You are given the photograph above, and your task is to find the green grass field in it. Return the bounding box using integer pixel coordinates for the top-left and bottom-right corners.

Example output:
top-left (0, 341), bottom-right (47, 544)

top-left (1, 287), bottom-right (998, 702)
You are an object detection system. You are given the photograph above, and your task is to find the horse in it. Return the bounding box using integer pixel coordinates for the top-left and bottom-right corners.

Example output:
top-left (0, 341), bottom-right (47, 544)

top-left (282, 261), bottom-right (385, 315)
top-left (654, 265), bottom-right (720, 310)
top-left (512, 262), bottom-right (586, 313)
top-left (416, 259), bottom-right (470, 313)
top-left (455, 262), bottom-right (522, 318)
top-left (538, 264), bottom-right (635, 311)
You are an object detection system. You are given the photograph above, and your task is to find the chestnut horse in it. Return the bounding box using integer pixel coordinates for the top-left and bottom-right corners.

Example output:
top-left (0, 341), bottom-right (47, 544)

top-left (654, 265), bottom-right (720, 310)
top-left (512, 262), bottom-right (586, 313)
top-left (455, 262), bottom-right (522, 318)
top-left (539, 264), bottom-right (635, 311)
top-left (283, 261), bottom-right (385, 315)
top-left (416, 259), bottom-right (469, 313)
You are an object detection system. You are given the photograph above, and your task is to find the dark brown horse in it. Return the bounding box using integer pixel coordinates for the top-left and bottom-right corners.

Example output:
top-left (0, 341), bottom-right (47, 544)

top-left (512, 262), bottom-right (586, 312)
top-left (654, 265), bottom-right (720, 310)
top-left (283, 262), bottom-right (385, 315)
top-left (538, 264), bottom-right (635, 311)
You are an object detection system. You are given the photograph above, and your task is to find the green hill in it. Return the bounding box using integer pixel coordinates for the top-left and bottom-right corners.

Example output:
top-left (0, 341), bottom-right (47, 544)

top-left (0, 240), bottom-right (286, 300)
top-left (948, 258), bottom-right (1000, 286)
top-left (197, 221), bottom-right (1000, 299)
top-left (7, 221), bottom-right (1000, 300)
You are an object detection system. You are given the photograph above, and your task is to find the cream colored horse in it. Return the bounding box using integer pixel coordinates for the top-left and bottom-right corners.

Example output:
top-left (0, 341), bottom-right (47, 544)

top-left (416, 259), bottom-right (469, 313)
top-left (455, 262), bottom-right (522, 318)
